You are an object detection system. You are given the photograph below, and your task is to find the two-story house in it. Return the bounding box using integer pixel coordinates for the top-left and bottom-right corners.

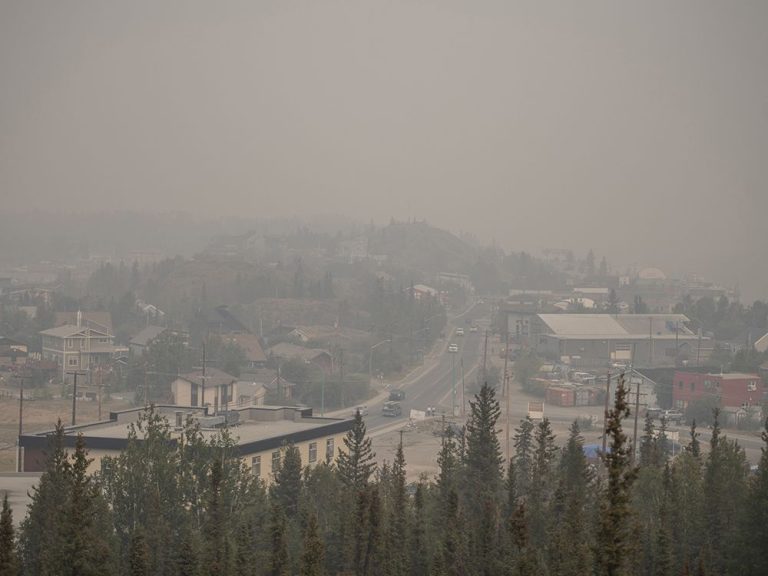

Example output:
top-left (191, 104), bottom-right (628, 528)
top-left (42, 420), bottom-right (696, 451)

top-left (40, 318), bottom-right (127, 380)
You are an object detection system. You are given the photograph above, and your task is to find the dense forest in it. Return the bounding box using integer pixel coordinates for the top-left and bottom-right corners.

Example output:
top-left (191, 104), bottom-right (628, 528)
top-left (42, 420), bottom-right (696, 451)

top-left (2, 375), bottom-right (767, 576)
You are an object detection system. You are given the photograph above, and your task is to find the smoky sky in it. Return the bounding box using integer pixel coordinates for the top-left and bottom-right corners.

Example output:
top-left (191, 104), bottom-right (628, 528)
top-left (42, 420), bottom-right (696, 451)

top-left (1, 1), bottom-right (767, 297)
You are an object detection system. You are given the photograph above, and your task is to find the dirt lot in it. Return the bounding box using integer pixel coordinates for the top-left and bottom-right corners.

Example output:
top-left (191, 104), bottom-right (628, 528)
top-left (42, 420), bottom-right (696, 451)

top-left (0, 392), bottom-right (135, 472)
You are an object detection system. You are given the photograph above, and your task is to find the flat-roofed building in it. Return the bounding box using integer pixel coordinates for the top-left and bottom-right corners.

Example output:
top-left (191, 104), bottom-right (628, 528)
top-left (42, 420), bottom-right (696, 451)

top-left (531, 313), bottom-right (711, 369)
top-left (18, 404), bottom-right (354, 481)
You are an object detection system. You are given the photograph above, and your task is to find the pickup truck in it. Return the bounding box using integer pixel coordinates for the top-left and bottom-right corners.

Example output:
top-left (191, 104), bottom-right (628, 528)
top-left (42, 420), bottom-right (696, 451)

top-left (382, 401), bottom-right (402, 417)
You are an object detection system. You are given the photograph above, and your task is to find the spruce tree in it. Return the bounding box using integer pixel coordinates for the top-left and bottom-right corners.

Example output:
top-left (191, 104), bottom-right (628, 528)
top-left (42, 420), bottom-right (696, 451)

top-left (512, 417), bottom-right (535, 499)
top-left (743, 419), bottom-right (768, 575)
top-left (388, 440), bottom-right (409, 576)
top-left (463, 383), bottom-right (503, 508)
top-left (337, 411), bottom-right (376, 490)
top-left (129, 528), bottom-right (150, 576)
top-left (268, 503), bottom-right (290, 576)
top-left (528, 418), bottom-right (557, 547)
top-left (594, 373), bottom-right (638, 576)
top-left (19, 420), bottom-right (71, 576)
top-left (409, 482), bottom-right (429, 576)
top-left (0, 494), bottom-right (18, 576)
top-left (300, 513), bottom-right (326, 576)
top-left (272, 443), bottom-right (303, 518)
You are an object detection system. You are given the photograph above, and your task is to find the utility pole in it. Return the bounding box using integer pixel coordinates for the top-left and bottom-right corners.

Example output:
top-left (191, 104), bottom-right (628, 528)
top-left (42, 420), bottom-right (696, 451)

top-left (97, 367), bottom-right (103, 421)
top-left (67, 371), bottom-right (87, 426)
top-left (601, 370), bottom-right (611, 453)
top-left (339, 348), bottom-right (345, 408)
top-left (200, 341), bottom-right (207, 410)
top-left (632, 376), bottom-right (641, 463)
top-left (649, 317), bottom-right (653, 366)
top-left (451, 352), bottom-right (456, 417)
top-left (15, 375), bottom-right (27, 472)
top-left (321, 371), bottom-right (326, 416)
top-left (503, 329), bottom-right (510, 463)
top-left (460, 358), bottom-right (465, 417)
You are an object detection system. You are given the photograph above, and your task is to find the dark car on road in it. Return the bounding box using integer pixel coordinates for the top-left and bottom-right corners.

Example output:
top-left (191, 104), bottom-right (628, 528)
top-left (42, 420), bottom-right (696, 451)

top-left (389, 389), bottom-right (406, 401)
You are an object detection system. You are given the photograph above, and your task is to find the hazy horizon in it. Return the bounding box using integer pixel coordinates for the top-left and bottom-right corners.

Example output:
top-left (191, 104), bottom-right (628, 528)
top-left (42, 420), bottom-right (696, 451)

top-left (2, 2), bottom-right (766, 297)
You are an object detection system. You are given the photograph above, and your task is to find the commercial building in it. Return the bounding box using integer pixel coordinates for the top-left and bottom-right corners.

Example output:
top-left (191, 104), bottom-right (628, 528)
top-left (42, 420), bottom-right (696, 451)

top-left (531, 313), bottom-right (710, 369)
top-left (672, 371), bottom-right (764, 412)
top-left (18, 404), bottom-right (354, 481)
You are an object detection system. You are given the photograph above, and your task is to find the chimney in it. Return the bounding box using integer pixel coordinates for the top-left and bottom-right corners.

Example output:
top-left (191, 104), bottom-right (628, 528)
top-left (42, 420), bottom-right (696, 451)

top-left (76, 309), bottom-right (82, 327)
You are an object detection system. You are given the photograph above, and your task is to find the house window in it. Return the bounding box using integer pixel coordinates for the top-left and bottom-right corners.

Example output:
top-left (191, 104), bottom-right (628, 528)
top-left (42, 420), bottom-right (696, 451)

top-left (678, 381), bottom-right (683, 389)
top-left (68, 357), bottom-right (79, 367)
top-left (690, 382), bottom-right (695, 392)
top-left (748, 381), bottom-right (757, 392)
top-left (309, 442), bottom-right (317, 464)
top-left (190, 385), bottom-right (198, 407)
top-left (325, 438), bottom-right (334, 464)
top-left (251, 456), bottom-right (261, 477)
top-left (272, 450), bottom-right (281, 471)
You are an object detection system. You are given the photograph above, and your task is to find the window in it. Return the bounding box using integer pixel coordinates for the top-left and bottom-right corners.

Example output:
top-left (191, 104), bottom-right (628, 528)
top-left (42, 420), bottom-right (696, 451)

top-left (325, 438), bottom-right (334, 464)
top-left (190, 385), bottom-right (198, 406)
top-left (309, 442), bottom-right (317, 464)
top-left (690, 382), bottom-right (695, 392)
top-left (678, 381), bottom-right (683, 389)
top-left (748, 381), bottom-right (758, 392)
top-left (251, 456), bottom-right (261, 477)
top-left (272, 450), bottom-right (281, 471)
top-left (68, 357), bottom-right (79, 367)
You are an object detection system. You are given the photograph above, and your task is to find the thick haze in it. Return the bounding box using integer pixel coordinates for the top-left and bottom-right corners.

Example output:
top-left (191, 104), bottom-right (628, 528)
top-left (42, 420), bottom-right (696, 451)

top-left (1, 1), bottom-right (767, 297)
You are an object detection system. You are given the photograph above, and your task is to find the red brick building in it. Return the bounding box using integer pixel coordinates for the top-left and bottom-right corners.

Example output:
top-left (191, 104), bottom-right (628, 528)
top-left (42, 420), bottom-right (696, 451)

top-left (672, 371), bottom-right (764, 411)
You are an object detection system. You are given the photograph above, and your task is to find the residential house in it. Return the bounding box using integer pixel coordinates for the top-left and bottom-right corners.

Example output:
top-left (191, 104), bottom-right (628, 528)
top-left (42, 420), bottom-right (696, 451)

top-left (55, 310), bottom-right (113, 333)
top-left (222, 333), bottom-right (267, 369)
top-left (40, 320), bottom-right (127, 380)
top-left (170, 367), bottom-right (238, 414)
top-left (19, 404), bottom-right (354, 480)
top-left (235, 368), bottom-right (296, 406)
top-left (268, 342), bottom-right (333, 374)
top-left (0, 337), bottom-right (28, 367)
top-left (754, 332), bottom-right (768, 354)
top-left (129, 325), bottom-right (168, 356)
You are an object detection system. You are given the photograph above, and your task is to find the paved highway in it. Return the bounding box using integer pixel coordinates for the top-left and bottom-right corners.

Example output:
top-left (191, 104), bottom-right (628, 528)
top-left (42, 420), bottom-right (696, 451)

top-left (360, 303), bottom-right (491, 432)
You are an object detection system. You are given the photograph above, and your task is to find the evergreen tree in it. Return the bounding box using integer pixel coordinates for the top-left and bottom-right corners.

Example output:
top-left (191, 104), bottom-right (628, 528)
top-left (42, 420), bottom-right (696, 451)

top-left (686, 419), bottom-right (701, 457)
top-left (549, 421), bottom-right (592, 576)
top-left (743, 419), bottom-right (768, 575)
top-left (528, 418), bottom-right (558, 548)
top-left (202, 459), bottom-right (227, 575)
top-left (65, 433), bottom-right (115, 576)
top-left (337, 411), bottom-right (376, 490)
top-left (507, 501), bottom-right (538, 576)
top-left (0, 494), bottom-right (18, 576)
top-left (129, 528), bottom-right (150, 576)
top-left (19, 421), bottom-right (71, 576)
top-left (704, 408), bottom-right (750, 575)
top-left (435, 425), bottom-right (459, 519)
top-left (300, 513), bottom-right (326, 576)
top-left (512, 417), bottom-right (535, 499)
top-left (387, 440), bottom-right (409, 576)
top-left (409, 482), bottom-right (429, 576)
top-left (272, 443), bottom-right (303, 518)
top-left (594, 373), bottom-right (638, 576)
top-left (268, 503), bottom-right (290, 576)
top-left (463, 383), bottom-right (503, 502)
top-left (438, 490), bottom-right (468, 576)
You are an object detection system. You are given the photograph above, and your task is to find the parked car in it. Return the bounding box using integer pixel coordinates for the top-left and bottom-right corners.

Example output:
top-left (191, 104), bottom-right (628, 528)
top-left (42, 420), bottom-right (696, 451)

top-left (389, 389), bottom-right (406, 401)
top-left (382, 401), bottom-right (402, 417)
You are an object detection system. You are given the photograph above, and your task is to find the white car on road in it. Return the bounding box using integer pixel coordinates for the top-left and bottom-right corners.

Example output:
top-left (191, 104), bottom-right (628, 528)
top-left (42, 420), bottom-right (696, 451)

top-left (448, 343), bottom-right (459, 353)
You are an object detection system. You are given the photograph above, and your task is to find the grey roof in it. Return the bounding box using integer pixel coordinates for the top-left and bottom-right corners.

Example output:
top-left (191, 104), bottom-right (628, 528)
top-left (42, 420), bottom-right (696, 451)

top-left (268, 342), bottom-right (331, 362)
top-left (176, 367), bottom-right (238, 388)
top-left (130, 325), bottom-right (167, 347)
top-left (40, 324), bottom-right (112, 339)
top-left (538, 314), bottom-right (692, 339)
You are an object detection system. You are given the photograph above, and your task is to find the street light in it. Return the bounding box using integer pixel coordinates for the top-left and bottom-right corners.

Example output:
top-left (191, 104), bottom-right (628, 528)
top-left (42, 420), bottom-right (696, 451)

top-left (369, 339), bottom-right (391, 387)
